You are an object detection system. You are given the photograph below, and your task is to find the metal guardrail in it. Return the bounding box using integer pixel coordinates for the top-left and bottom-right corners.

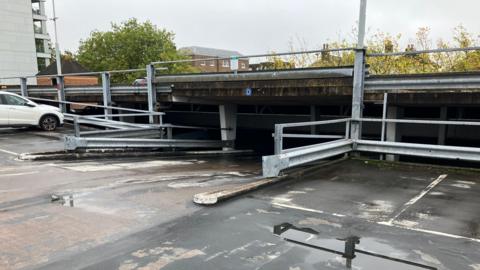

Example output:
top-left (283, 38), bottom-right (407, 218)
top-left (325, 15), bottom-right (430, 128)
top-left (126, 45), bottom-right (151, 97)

top-left (365, 73), bottom-right (480, 91)
top-left (65, 112), bottom-right (225, 151)
top-left (65, 137), bottom-right (226, 151)
top-left (263, 119), bottom-right (352, 177)
top-left (367, 46), bottom-right (480, 57)
top-left (263, 117), bottom-right (480, 177)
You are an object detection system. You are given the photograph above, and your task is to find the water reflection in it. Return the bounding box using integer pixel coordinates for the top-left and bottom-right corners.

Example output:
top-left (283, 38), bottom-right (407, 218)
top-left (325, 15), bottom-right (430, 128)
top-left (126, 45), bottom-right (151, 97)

top-left (274, 223), bottom-right (437, 270)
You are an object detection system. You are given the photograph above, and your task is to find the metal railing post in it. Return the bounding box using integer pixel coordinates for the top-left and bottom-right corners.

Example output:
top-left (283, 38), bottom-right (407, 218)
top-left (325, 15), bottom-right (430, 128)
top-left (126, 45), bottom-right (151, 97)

top-left (350, 49), bottom-right (366, 140)
top-left (20, 77), bottom-right (28, 97)
top-left (345, 120), bottom-right (351, 139)
top-left (146, 64), bottom-right (157, 124)
top-left (274, 125), bottom-right (284, 155)
top-left (56, 75), bottom-right (66, 113)
top-left (102, 72), bottom-right (112, 120)
top-left (73, 116), bottom-right (80, 137)
top-left (351, 0), bottom-right (367, 141)
top-left (381, 93), bottom-right (388, 141)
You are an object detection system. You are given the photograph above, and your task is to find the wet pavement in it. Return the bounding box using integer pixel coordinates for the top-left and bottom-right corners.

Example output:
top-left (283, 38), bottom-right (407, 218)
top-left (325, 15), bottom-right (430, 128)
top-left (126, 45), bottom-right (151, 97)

top-left (0, 128), bottom-right (479, 270)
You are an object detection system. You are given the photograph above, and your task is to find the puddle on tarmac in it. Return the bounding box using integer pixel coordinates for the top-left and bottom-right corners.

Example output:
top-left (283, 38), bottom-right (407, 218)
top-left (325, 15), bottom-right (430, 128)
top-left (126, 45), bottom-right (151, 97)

top-left (276, 224), bottom-right (438, 270)
top-left (51, 193), bottom-right (153, 217)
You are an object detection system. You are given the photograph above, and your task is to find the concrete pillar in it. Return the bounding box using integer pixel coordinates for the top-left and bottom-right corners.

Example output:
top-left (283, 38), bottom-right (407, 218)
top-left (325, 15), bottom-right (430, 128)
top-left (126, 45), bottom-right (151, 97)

top-left (438, 106), bottom-right (448, 145)
top-left (219, 104), bottom-right (237, 150)
top-left (386, 106), bottom-right (401, 161)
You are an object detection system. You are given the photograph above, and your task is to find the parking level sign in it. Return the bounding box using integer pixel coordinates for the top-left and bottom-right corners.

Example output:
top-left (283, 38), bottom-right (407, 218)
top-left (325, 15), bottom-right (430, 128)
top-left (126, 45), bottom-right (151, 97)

top-left (230, 57), bottom-right (239, 71)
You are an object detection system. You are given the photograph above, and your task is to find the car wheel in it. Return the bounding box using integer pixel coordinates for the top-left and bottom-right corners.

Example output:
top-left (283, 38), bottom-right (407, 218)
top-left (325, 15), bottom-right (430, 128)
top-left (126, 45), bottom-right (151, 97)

top-left (40, 115), bottom-right (58, 131)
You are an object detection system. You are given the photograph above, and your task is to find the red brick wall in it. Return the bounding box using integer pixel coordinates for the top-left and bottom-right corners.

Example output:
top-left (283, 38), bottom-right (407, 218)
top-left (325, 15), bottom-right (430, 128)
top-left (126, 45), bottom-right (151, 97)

top-left (190, 55), bottom-right (250, 73)
top-left (37, 76), bottom-right (99, 86)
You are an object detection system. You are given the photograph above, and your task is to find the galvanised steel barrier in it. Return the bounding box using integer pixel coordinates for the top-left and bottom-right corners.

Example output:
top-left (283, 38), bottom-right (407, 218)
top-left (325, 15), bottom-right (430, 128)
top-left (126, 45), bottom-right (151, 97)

top-left (263, 116), bottom-right (480, 177)
top-left (65, 112), bottom-right (226, 151)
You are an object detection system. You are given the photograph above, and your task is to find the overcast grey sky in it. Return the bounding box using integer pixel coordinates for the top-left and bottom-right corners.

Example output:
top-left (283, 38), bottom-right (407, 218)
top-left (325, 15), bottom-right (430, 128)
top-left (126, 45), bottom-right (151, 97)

top-left (45, 0), bottom-right (480, 54)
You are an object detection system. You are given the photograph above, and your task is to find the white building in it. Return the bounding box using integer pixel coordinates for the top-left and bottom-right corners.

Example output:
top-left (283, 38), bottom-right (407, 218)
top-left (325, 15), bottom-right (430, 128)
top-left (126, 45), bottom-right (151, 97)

top-left (0, 0), bottom-right (51, 85)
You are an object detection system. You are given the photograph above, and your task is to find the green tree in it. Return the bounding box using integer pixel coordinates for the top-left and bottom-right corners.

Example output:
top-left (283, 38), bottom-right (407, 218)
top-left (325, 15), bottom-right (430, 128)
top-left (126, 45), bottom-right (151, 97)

top-left (76, 18), bottom-right (196, 83)
top-left (308, 26), bottom-right (480, 75)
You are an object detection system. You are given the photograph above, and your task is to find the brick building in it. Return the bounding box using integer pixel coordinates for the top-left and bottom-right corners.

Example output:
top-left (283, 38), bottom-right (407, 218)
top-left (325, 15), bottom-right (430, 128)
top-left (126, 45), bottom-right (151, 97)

top-left (179, 46), bottom-right (249, 73)
top-left (36, 59), bottom-right (98, 86)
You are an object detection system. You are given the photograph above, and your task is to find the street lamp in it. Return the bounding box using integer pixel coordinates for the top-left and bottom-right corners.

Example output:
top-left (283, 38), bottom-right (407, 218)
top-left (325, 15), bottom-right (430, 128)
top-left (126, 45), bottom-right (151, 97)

top-left (51, 0), bottom-right (62, 75)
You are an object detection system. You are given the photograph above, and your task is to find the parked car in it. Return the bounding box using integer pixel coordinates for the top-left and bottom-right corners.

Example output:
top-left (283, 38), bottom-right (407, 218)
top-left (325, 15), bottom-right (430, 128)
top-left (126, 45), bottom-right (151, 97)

top-left (132, 77), bottom-right (147, 86)
top-left (0, 92), bottom-right (64, 131)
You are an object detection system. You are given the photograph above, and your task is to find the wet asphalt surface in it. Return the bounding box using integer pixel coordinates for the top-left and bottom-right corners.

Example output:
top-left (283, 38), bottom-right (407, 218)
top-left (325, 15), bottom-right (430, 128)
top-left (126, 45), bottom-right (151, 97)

top-left (0, 128), bottom-right (479, 270)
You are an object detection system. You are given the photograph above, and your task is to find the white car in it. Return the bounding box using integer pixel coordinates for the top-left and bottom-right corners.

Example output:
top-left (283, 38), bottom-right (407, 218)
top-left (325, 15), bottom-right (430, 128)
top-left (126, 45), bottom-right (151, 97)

top-left (0, 92), bottom-right (64, 131)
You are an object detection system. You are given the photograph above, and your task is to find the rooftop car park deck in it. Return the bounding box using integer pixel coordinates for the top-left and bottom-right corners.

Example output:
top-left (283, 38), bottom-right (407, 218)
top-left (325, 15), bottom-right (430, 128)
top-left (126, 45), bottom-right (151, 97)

top-left (0, 128), bottom-right (479, 270)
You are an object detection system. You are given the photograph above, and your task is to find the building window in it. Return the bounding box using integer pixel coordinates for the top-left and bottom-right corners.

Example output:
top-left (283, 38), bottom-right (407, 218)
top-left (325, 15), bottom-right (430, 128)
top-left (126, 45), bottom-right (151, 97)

top-left (32, 2), bottom-right (41, 15)
top-left (35, 39), bottom-right (45, 53)
top-left (33, 21), bottom-right (43, 34)
top-left (241, 62), bottom-right (246, 69)
top-left (222, 60), bottom-right (229, 67)
top-left (209, 60), bottom-right (215, 67)
top-left (37, 58), bottom-right (47, 72)
top-left (200, 60), bottom-right (206, 66)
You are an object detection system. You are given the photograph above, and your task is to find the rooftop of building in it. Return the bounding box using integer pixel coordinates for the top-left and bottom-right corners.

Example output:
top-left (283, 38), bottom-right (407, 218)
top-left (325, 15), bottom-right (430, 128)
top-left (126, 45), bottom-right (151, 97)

top-left (37, 58), bottom-right (91, 76)
top-left (179, 46), bottom-right (243, 58)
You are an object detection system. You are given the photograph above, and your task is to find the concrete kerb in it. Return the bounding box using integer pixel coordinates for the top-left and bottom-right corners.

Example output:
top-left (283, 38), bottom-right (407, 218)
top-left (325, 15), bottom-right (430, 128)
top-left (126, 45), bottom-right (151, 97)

top-left (193, 157), bottom-right (348, 205)
top-left (18, 149), bottom-right (254, 161)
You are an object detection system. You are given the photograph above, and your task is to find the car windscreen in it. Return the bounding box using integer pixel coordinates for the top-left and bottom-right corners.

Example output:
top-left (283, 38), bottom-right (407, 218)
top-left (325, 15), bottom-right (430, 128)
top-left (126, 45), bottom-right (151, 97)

top-left (4, 95), bottom-right (28, 106)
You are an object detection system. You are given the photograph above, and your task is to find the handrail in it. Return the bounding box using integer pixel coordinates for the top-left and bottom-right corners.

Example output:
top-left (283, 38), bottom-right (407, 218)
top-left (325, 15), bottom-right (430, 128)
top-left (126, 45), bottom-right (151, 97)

top-left (151, 47), bottom-right (356, 65)
top-left (29, 97), bottom-right (154, 113)
top-left (367, 46), bottom-right (480, 57)
top-left (274, 118), bottom-right (352, 155)
top-left (360, 117), bottom-right (480, 126)
top-left (276, 118), bottom-right (352, 129)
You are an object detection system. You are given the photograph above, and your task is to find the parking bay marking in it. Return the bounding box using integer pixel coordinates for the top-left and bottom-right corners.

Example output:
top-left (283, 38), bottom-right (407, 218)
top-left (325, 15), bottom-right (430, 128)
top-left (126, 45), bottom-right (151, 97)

top-left (273, 194), bottom-right (480, 244)
top-left (0, 171), bottom-right (38, 178)
top-left (0, 148), bottom-right (18, 156)
top-left (384, 174), bottom-right (448, 225)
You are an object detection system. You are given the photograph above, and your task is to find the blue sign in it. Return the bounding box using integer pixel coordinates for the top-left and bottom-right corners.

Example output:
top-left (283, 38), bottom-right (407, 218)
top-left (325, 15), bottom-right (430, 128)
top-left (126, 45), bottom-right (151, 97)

top-left (245, 87), bottom-right (253, 96)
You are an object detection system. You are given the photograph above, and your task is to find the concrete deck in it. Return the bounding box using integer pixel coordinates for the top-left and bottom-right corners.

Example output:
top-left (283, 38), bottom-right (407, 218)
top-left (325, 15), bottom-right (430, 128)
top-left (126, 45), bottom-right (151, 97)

top-left (0, 129), bottom-right (479, 270)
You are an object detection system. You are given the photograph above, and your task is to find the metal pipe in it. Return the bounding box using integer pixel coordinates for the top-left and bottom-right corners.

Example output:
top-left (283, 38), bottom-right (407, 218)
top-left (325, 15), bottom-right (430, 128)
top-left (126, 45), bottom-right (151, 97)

top-left (0, 68), bottom-right (167, 80)
top-left (20, 78), bottom-right (28, 97)
top-left (367, 46), bottom-right (480, 57)
top-left (51, 0), bottom-right (62, 75)
top-left (146, 64), bottom-right (157, 124)
top-left (56, 76), bottom-right (66, 113)
top-left (357, 0), bottom-right (368, 49)
top-left (278, 118), bottom-right (352, 129)
top-left (27, 97), bottom-right (155, 113)
top-left (155, 67), bottom-right (354, 83)
top-left (152, 48), bottom-right (356, 65)
top-left (102, 72), bottom-right (112, 120)
top-left (274, 125), bottom-right (284, 155)
top-left (361, 118), bottom-right (480, 126)
top-left (282, 134), bottom-right (345, 139)
top-left (380, 93), bottom-right (388, 141)
top-left (85, 113), bottom-right (164, 118)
